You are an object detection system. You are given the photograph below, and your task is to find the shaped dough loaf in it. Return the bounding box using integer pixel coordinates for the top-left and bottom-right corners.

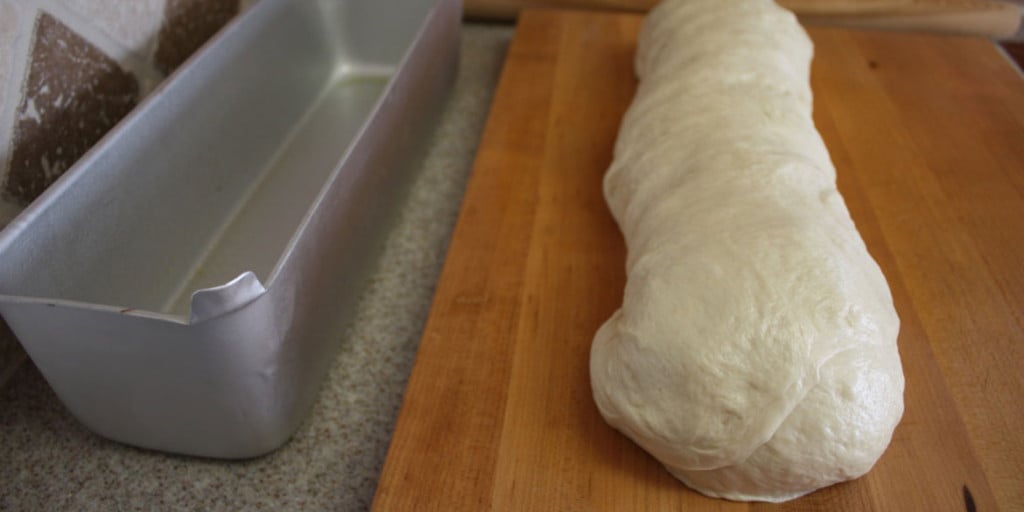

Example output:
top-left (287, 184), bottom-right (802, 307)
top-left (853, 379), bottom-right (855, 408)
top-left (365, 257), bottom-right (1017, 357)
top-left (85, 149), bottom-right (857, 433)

top-left (590, 0), bottom-right (905, 502)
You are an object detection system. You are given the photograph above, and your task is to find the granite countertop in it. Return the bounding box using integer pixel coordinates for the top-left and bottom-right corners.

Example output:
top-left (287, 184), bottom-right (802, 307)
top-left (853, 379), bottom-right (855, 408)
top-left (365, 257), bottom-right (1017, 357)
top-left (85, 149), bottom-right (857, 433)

top-left (0, 23), bottom-right (513, 511)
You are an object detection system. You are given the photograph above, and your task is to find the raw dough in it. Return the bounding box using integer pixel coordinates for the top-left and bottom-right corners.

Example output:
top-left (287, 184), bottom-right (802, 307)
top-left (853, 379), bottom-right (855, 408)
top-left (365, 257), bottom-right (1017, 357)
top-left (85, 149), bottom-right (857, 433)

top-left (589, 0), bottom-right (905, 502)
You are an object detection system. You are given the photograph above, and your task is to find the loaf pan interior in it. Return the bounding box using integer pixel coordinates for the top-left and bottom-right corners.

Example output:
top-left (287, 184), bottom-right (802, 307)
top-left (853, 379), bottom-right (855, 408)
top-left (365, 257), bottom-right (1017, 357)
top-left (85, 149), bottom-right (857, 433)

top-left (0, 0), bottom-right (441, 319)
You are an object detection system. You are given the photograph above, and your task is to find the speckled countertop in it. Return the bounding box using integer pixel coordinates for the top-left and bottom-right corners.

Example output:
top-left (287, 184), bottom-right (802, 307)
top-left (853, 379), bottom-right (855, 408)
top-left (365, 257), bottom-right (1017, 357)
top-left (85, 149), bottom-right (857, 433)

top-left (0, 23), bottom-right (513, 511)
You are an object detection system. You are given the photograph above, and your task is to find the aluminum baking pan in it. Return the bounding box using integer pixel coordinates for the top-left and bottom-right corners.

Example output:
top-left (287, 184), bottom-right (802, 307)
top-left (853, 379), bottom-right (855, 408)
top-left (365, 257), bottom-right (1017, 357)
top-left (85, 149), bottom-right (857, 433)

top-left (0, 0), bottom-right (459, 458)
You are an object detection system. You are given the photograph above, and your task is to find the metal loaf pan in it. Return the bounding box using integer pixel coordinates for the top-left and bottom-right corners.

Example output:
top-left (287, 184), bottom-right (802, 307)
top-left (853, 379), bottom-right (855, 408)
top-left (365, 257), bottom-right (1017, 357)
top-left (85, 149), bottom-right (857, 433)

top-left (0, 0), bottom-right (459, 458)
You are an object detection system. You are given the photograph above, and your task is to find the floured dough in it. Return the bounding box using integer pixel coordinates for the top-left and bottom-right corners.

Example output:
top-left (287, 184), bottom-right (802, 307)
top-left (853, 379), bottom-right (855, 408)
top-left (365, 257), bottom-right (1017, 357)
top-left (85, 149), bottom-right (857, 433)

top-left (589, 0), bottom-right (904, 502)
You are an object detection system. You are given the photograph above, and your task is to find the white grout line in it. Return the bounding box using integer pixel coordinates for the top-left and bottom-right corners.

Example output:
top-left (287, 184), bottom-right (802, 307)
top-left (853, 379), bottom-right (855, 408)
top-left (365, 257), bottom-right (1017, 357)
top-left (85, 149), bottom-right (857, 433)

top-left (0, 0), bottom-right (39, 226)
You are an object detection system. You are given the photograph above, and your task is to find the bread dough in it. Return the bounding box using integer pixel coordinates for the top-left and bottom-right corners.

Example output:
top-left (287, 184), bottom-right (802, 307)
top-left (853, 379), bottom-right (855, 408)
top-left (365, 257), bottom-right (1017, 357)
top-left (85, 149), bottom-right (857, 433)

top-left (589, 0), bottom-right (904, 502)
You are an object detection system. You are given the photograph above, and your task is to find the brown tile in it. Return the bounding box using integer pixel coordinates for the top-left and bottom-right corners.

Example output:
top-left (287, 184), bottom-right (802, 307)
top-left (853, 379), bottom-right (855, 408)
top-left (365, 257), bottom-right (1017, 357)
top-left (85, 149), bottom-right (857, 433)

top-left (154, 0), bottom-right (239, 74)
top-left (4, 12), bottom-right (139, 205)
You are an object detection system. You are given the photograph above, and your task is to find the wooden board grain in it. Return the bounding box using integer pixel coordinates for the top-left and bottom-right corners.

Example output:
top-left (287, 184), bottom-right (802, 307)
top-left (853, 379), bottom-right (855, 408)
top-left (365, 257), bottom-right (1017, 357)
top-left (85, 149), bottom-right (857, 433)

top-left (373, 9), bottom-right (1024, 511)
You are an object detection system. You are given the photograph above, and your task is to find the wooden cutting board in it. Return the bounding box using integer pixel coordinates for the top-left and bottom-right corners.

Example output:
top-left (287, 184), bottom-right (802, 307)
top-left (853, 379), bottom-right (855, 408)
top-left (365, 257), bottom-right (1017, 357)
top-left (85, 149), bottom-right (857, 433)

top-left (373, 9), bottom-right (1024, 511)
top-left (464, 0), bottom-right (1023, 39)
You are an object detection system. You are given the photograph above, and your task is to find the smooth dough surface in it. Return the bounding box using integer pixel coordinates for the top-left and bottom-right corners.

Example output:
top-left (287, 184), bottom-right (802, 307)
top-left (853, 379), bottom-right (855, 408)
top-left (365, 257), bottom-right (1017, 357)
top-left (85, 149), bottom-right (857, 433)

top-left (589, 0), bottom-right (905, 502)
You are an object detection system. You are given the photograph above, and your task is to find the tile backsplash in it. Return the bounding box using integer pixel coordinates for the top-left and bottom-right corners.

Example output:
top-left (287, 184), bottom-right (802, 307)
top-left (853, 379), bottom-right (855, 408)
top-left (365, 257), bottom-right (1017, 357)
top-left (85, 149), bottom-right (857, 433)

top-left (0, 0), bottom-right (250, 388)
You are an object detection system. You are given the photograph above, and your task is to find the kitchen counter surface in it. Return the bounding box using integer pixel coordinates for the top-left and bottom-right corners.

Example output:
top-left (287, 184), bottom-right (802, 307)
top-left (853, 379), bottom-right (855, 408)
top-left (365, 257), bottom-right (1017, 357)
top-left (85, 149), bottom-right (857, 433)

top-left (0, 23), bottom-right (513, 511)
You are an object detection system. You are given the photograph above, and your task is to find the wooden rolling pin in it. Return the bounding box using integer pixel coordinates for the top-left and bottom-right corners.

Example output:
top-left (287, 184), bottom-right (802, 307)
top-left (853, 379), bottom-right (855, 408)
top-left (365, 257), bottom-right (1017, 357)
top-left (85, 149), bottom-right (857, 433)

top-left (465, 0), bottom-right (1024, 39)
